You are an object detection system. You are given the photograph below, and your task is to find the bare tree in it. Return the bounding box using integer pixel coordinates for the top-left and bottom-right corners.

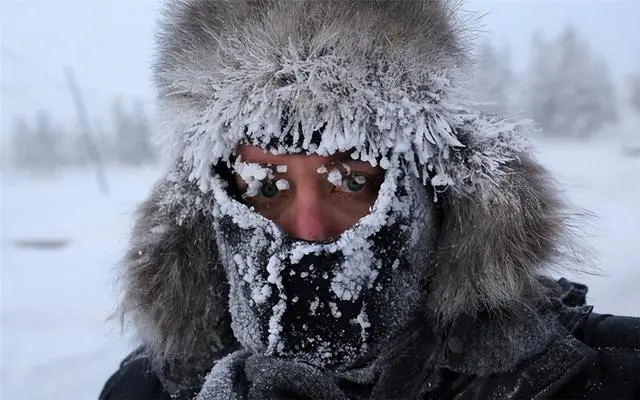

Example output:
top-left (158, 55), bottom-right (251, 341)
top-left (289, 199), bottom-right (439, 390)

top-left (471, 40), bottom-right (514, 115)
top-left (525, 26), bottom-right (617, 138)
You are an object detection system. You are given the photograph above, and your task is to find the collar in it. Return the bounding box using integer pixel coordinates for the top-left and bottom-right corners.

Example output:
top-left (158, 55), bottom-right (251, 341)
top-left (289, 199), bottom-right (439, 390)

top-left (433, 303), bottom-right (596, 399)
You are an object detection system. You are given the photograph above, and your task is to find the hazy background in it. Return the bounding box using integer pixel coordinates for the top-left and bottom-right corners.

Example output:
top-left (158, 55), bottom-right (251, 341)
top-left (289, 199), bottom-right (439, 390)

top-left (2, 0), bottom-right (640, 136)
top-left (1, 1), bottom-right (639, 399)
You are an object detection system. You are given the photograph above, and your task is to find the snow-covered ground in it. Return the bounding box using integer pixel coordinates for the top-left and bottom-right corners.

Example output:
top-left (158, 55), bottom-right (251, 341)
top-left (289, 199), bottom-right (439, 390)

top-left (1, 139), bottom-right (639, 399)
top-left (1, 166), bottom-right (161, 399)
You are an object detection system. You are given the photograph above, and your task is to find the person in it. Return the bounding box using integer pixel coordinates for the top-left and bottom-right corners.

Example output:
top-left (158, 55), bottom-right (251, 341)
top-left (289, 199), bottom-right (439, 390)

top-left (99, 1), bottom-right (640, 399)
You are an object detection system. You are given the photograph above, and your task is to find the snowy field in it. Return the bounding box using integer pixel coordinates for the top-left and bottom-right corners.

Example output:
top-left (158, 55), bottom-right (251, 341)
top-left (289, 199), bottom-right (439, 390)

top-left (1, 139), bottom-right (639, 399)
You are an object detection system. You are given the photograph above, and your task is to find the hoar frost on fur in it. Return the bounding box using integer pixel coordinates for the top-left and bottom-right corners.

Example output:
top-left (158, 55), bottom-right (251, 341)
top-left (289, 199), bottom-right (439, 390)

top-left (173, 65), bottom-right (530, 204)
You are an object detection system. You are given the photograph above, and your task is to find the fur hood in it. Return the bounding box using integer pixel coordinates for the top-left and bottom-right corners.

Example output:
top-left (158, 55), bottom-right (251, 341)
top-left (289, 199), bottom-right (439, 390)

top-left (119, 0), bottom-right (581, 380)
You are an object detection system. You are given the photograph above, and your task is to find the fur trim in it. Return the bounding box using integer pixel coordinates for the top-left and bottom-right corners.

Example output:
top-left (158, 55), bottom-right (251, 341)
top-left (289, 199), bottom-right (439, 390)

top-left (118, 179), bottom-right (237, 368)
top-left (431, 154), bottom-right (582, 325)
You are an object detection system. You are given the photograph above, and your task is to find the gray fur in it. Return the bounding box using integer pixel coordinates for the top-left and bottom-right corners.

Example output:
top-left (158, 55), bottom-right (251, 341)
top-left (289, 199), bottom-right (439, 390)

top-left (153, 0), bottom-right (466, 108)
top-left (118, 179), bottom-right (236, 370)
top-left (118, 0), bottom-right (586, 382)
top-left (430, 154), bottom-right (582, 325)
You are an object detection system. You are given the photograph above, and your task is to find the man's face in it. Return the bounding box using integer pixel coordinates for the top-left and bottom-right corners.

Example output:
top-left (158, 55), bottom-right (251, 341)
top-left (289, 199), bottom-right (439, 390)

top-left (234, 144), bottom-right (384, 241)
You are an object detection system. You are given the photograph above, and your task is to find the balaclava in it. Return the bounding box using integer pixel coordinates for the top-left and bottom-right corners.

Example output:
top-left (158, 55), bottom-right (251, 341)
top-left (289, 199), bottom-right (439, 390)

top-left (120, 0), bottom-right (581, 396)
top-left (213, 149), bottom-right (435, 368)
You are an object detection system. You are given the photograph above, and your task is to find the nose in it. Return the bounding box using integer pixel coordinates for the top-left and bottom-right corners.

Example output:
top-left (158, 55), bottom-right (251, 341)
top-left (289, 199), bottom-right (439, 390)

top-left (286, 189), bottom-right (332, 242)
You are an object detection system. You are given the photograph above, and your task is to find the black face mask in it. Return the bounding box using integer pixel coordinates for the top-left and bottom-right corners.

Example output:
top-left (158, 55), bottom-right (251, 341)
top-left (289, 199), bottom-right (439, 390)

top-left (212, 157), bottom-right (437, 369)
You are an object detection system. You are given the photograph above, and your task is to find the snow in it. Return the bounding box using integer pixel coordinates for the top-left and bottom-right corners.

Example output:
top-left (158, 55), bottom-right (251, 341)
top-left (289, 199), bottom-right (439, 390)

top-left (1, 136), bottom-right (639, 399)
top-left (1, 166), bottom-right (159, 400)
top-left (530, 137), bottom-right (640, 317)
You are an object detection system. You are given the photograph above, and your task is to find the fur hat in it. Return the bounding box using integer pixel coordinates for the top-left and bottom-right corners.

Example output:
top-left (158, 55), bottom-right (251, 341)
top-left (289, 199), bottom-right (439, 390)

top-left (119, 0), bottom-right (580, 374)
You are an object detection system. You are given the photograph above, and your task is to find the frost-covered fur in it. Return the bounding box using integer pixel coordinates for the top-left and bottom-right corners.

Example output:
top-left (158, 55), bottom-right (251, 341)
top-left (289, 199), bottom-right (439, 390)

top-left (119, 180), bottom-right (237, 367)
top-left (119, 0), bottom-right (583, 378)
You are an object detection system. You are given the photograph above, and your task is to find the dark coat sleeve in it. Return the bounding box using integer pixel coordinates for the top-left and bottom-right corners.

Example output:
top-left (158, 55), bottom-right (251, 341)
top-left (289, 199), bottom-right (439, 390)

top-left (99, 352), bottom-right (171, 400)
top-left (555, 313), bottom-right (640, 400)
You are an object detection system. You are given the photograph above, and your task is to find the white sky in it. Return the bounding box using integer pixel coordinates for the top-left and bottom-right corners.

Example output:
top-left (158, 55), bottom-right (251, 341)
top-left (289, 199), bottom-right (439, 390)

top-left (1, 0), bottom-right (639, 136)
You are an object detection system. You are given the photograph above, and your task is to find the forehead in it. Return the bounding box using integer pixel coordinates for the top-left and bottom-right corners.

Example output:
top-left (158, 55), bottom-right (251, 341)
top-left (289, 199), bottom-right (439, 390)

top-left (236, 144), bottom-right (374, 168)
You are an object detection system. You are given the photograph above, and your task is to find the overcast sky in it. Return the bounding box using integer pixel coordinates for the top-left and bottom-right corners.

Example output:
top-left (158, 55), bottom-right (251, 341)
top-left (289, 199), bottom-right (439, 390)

top-left (2, 0), bottom-right (639, 136)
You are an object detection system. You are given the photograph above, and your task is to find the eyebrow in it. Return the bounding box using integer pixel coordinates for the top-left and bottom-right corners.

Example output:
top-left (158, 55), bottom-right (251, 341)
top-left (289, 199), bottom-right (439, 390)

top-left (327, 152), bottom-right (353, 162)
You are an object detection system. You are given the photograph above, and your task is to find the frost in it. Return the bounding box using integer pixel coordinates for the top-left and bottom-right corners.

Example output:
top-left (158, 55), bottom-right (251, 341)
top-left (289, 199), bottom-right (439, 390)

top-left (353, 307), bottom-right (371, 344)
top-left (150, 225), bottom-right (168, 235)
top-left (316, 166), bottom-right (328, 174)
top-left (309, 297), bottom-right (320, 316)
top-left (431, 173), bottom-right (454, 188)
top-left (233, 158), bottom-right (274, 197)
top-left (327, 168), bottom-right (343, 187)
top-left (328, 302), bottom-right (342, 318)
top-left (233, 254), bottom-right (247, 277)
top-left (168, 62), bottom-right (529, 206)
top-left (289, 243), bottom-right (323, 264)
top-left (267, 299), bottom-right (287, 353)
top-left (252, 284), bottom-right (272, 304)
top-left (275, 179), bottom-right (290, 191)
top-left (329, 235), bottom-right (382, 301)
top-left (266, 255), bottom-right (282, 285)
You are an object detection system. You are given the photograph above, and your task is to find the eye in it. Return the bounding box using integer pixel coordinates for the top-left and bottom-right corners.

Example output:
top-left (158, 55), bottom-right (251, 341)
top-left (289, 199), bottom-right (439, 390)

top-left (260, 180), bottom-right (280, 198)
top-left (343, 175), bottom-right (367, 193)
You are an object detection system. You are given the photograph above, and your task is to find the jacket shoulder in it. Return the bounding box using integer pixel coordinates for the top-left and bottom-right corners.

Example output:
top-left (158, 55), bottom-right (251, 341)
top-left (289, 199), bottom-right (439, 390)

top-left (99, 350), bottom-right (171, 400)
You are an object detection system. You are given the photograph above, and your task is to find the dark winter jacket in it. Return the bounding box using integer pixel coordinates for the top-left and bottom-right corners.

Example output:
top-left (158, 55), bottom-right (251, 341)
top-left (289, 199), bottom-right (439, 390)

top-left (100, 280), bottom-right (640, 400)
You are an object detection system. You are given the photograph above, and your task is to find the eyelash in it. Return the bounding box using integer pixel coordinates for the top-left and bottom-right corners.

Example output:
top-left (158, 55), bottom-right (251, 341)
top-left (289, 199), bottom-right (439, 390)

top-left (240, 173), bottom-right (372, 195)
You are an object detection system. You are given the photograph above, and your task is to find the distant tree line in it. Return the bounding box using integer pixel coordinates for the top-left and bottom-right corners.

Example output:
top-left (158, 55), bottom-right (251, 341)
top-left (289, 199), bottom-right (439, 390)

top-left (9, 97), bottom-right (158, 174)
top-left (471, 25), bottom-right (639, 138)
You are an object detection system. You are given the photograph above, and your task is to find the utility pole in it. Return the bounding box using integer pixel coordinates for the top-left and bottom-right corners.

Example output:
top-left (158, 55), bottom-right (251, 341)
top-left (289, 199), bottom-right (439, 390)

top-left (64, 66), bottom-right (109, 195)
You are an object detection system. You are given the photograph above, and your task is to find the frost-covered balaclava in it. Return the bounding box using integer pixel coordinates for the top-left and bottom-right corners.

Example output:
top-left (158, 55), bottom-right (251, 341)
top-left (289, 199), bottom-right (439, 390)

top-left (212, 145), bottom-right (436, 368)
